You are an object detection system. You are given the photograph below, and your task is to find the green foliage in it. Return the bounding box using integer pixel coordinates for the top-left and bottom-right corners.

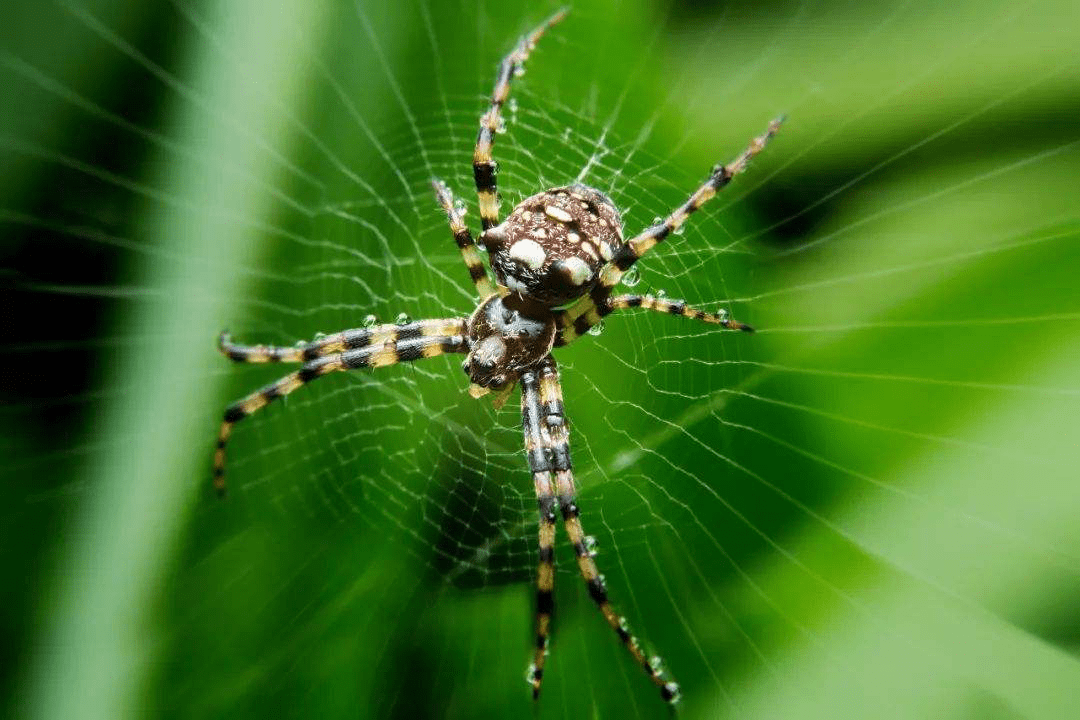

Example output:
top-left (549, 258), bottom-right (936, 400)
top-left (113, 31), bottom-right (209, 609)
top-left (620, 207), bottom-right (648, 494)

top-left (3, 0), bottom-right (1079, 718)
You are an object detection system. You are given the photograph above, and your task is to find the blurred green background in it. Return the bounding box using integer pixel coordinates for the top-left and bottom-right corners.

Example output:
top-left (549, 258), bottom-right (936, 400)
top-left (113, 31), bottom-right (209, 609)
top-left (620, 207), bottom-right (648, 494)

top-left (3, 0), bottom-right (1079, 718)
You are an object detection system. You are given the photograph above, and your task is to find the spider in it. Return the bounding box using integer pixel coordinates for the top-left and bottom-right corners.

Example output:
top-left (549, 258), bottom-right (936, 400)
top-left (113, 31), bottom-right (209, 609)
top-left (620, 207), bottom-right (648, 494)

top-left (211, 9), bottom-right (781, 705)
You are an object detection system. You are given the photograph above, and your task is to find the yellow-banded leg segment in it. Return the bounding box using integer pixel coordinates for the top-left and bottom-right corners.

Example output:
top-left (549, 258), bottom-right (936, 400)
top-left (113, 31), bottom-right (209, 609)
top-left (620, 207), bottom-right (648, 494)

top-left (431, 179), bottom-right (496, 298)
top-left (553, 294), bottom-right (752, 346)
top-left (218, 318), bottom-right (466, 364)
top-left (473, 8), bottom-right (568, 230)
top-left (213, 332), bottom-right (467, 497)
top-left (521, 367), bottom-right (558, 699)
top-left (556, 116), bottom-right (783, 345)
top-left (536, 358), bottom-right (681, 703)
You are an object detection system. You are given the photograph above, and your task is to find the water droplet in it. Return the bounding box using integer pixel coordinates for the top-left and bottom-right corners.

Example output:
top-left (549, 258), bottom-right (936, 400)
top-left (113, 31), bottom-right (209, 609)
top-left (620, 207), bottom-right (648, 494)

top-left (673, 223), bottom-right (686, 236)
top-left (584, 535), bottom-right (599, 555)
top-left (395, 312), bottom-right (411, 325)
top-left (453, 199), bottom-right (468, 217)
top-left (524, 663), bottom-right (538, 685)
top-left (620, 266), bottom-right (641, 287)
top-left (363, 314), bottom-right (378, 328)
top-left (618, 616), bottom-right (630, 632)
top-left (597, 573), bottom-right (606, 585)
top-left (561, 127), bottom-right (572, 142)
top-left (649, 655), bottom-right (664, 673)
top-left (652, 216), bottom-right (663, 225)
top-left (716, 307), bottom-right (730, 323)
top-left (663, 682), bottom-right (682, 704)
top-left (313, 331), bottom-right (327, 340)
top-left (494, 116), bottom-right (508, 134)
top-left (587, 320), bottom-right (605, 336)
top-left (513, 62), bottom-right (526, 78)
top-left (508, 97), bottom-right (518, 115)
top-left (656, 289), bottom-right (667, 299)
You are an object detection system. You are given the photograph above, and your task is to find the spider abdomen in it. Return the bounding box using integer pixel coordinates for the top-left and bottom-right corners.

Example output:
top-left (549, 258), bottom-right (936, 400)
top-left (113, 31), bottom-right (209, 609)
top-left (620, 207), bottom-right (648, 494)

top-left (481, 185), bottom-right (624, 305)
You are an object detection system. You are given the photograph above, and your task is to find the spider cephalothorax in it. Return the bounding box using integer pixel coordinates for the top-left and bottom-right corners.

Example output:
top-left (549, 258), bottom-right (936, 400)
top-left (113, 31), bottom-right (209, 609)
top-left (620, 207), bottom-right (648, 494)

top-left (462, 294), bottom-right (555, 390)
top-left (481, 184), bottom-right (624, 305)
top-left (212, 8), bottom-right (780, 706)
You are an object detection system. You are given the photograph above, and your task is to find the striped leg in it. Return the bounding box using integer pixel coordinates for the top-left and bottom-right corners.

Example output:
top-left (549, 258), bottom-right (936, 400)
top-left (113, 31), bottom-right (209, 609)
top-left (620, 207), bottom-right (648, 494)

top-left (431, 179), bottom-right (497, 298)
top-left (520, 367), bottom-right (558, 698)
top-left (557, 117), bottom-right (784, 344)
top-left (534, 357), bottom-right (681, 703)
top-left (553, 294), bottom-right (752, 346)
top-left (474, 8), bottom-right (568, 230)
top-left (213, 330), bottom-right (467, 497)
top-left (219, 318), bottom-right (467, 364)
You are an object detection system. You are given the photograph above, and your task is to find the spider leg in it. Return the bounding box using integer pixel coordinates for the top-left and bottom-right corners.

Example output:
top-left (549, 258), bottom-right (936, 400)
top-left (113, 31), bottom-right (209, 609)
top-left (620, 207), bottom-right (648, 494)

top-left (431, 179), bottom-right (497, 298)
top-left (557, 116), bottom-right (783, 344)
top-left (213, 323), bottom-right (467, 497)
top-left (520, 368), bottom-right (558, 699)
top-left (552, 294), bottom-right (752, 346)
top-left (522, 356), bottom-right (681, 703)
top-left (218, 318), bottom-right (467, 364)
top-left (474, 8), bottom-right (568, 231)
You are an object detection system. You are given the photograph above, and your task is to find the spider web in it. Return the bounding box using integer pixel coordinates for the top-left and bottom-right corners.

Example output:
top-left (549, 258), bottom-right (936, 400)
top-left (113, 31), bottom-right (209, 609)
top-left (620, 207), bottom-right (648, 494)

top-left (3, 0), bottom-right (1080, 718)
